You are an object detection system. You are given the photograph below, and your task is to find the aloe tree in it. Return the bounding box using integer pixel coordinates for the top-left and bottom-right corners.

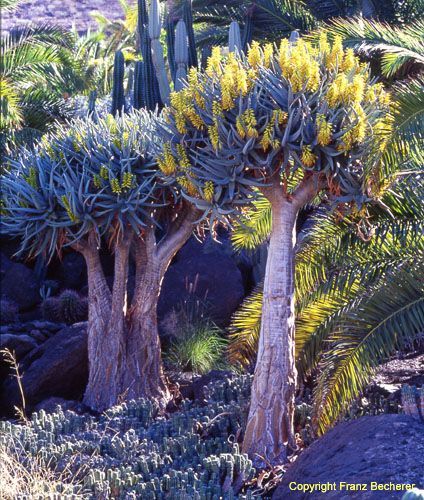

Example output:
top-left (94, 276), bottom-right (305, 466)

top-left (228, 169), bottom-right (424, 432)
top-left (1, 111), bottom-right (199, 412)
top-left (156, 35), bottom-right (392, 463)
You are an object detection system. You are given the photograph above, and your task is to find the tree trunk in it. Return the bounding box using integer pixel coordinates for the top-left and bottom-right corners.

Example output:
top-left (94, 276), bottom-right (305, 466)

top-left (81, 207), bottom-right (200, 412)
top-left (242, 177), bottom-right (317, 466)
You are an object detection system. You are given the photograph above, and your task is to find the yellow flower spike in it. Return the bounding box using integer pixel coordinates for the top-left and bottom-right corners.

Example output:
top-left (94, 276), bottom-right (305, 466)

top-left (319, 32), bottom-right (330, 59)
top-left (221, 79), bottom-right (234, 110)
top-left (111, 178), bottom-right (122, 194)
top-left (301, 145), bottom-right (317, 167)
top-left (277, 109), bottom-right (288, 125)
top-left (316, 114), bottom-right (332, 146)
top-left (350, 104), bottom-right (367, 144)
top-left (339, 130), bottom-right (354, 151)
top-left (122, 132), bottom-right (129, 147)
top-left (208, 125), bottom-right (220, 149)
top-left (349, 74), bottom-right (365, 104)
top-left (248, 41), bottom-right (262, 68)
top-left (264, 43), bottom-right (274, 68)
top-left (243, 108), bottom-right (257, 127)
top-left (329, 35), bottom-right (344, 70)
top-left (278, 39), bottom-right (290, 71)
top-left (260, 120), bottom-right (274, 151)
top-left (206, 46), bottom-right (222, 78)
top-left (100, 165), bottom-right (109, 180)
top-left (93, 175), bottom-right (103, 188)
top-left (247, 69), bottom-right (257, 90)
top-left (176, 144), bottom-right (191, 171)
top-left (342, 48), bottom-right (357, 73)
top-left (204, 180), bottom-right (214, 202)
top-left (236, 115), bottom-right (246, 139)
top-left (236, 66), bottom-right (248, 95)
top-left (185, 106), bottom-right (204, 129)
top-left (187, 180), bottom-right (197, 197)
top-left (272, 139), bottom-right (280, 149)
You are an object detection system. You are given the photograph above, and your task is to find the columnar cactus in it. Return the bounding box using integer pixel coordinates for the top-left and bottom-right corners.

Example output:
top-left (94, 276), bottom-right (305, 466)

top-left (229, 21), bottom-right (242, 54)
top-left (111, 50), bottom-right (125, 115)
top-left (166, 18), bottom-right (177, 82)
top-left (175, 20), bottom-right (188, 92)
top-left (149, 0), bottom-right (171, 103)
top-left (183, 0), bottom-right (198, 69)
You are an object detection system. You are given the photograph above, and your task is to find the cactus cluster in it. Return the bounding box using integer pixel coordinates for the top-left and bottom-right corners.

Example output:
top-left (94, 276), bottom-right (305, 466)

top-left (401, 384), bottom-right (424, 421)
top-left (0, 377), bottom-right (262, 500)
top-left (42, 290), bottom-right (88, 325)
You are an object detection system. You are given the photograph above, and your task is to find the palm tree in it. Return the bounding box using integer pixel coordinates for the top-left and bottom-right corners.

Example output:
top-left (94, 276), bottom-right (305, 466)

top-left (0, 0), bottom-right (101, 157)
top-left (187, 0), bottom-right (424, 48)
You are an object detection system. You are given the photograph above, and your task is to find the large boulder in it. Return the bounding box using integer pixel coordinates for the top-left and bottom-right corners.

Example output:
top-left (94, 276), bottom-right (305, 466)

top-left (158, 237), bottom-right (245, 328)
top-left (0, 322), bottom-right (88, 416)
top-left (60, 252), bottom-right (87, 290)
top-left (0, 332), bottom-right (38, 383)
top-left (0, 258), bottom-right (41, 311)
top-left (273, 414), bottom-right (424, 500)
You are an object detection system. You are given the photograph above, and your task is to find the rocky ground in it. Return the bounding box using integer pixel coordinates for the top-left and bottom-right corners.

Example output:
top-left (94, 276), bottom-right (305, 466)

top-left (273, 414), bottom-right (424, 500)
top-left (1, 0), bottom-right (124, 34)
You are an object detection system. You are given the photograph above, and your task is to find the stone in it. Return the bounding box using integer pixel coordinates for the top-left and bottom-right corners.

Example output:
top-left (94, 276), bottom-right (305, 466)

top-left (273, 414), bottom-right (424, 500)
top-left (0, 333), bottom-right (38, 385)
top-left (33, 397), bottom-right (91, 416)
top-left (0, 322), bottom-right (88, 416)
top-left (28, 329), bottom-right (48, 343)
top-left (1, 261), bottom-right (41, 311)
top-left (60, 252), bottom-right (87, 290)
top-left (158, 243), bottom-right (245, 327)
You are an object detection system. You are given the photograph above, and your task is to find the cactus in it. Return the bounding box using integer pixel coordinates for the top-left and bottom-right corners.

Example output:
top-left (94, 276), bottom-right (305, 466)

top-left (201, 47), bottom-right (212, 71)
top-left (87, 90), bottom-right (97, 117)
top-left (149, 0), bottom-right (170, 104)
top-left (111, 50), bottom-right (125, 115)
top-left (228, 21), bottom-right (242, 54)
top-left (175, 20), bottom-right (188, 92)
top-left (166, 17), bottom-right (177, 83)
top-left (182, 0), bottom-right (198, 69)
top-left (41, 296), bottom-right (61, 323)
top-left (58, 289), bottom-right (88, 325)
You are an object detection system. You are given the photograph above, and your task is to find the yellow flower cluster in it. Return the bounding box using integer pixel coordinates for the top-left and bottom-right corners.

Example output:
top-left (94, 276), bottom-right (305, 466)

top-left (326, 74), bottom-right (348, 108)
top-left (99, 165), bottom-right (108, 180)
top-left (301, 145), bottom-right (317, 167)
top-left (61, 194), bottom-right (79, 223)
top-left (278, 39), bottom-right (321, 93)
top-left (248, 41), bottom-right (262, 68)
top-left (263, 43), bottom-right (273, 68)
top-left (176, 144), bottom-right (191, 172)
top-left (188, 68), bottom-right (205, 109)
top-left (206, 47), bottom-right (222, 78)
top-left (203, 181), bottom-right (214, 202)
top-left (170, 91), bottom-right (189, 134)
top-left (259, 110), bottom-right (286, 151)
top-left (110, 178), bottom-right (122, 194)
top-left (177, 176), bottom-right (197, 196)
top-left (316, 114), bottom-right (332, 146)
top-left (93, 175), bottom-right (103, 188)
top-left (157, 143), bottom-right (177, 175)
top-left (121, 172), bottom-right (134, 190)
top-left (208, 125), bottom-right (220, 149)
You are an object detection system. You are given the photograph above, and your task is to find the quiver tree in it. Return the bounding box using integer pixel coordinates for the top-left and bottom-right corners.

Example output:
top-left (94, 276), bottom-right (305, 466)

top-left (1, 111), bottom-right (200, 412)
top-left (156, 35), bottom-right (393, 464)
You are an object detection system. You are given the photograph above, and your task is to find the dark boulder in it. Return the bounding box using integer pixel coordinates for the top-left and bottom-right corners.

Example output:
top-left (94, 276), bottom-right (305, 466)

top-left (0, 322), bottom-right (88, 416)
top-left (33, 397), bottom-right (91, 415)
top-left (0, 333), bottom-right (38, 383)
top-left (60, 252), bottom-right (87, 290)
top-left (273, 414), bottom-right (424, 500)
top-left (159, 243), bottom-right (245, 327)
top-left (1, 260), bottom-right (41, 311)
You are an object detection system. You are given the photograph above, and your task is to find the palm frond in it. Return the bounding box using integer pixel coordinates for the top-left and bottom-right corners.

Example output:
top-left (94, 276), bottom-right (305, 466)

top-left (314, 261), bottom-right (424, 433)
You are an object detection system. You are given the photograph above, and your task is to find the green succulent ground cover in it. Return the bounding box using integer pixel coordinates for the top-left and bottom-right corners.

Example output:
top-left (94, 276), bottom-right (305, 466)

top-left (0, 374), bottom-right (405, 500)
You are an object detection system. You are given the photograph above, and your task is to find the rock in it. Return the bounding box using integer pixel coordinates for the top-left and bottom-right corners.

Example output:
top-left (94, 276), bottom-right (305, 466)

top-left (0, 333), bottom-right (38, 359)
top-left (60, 252), bottom-right (87, 290)
top-left (0, 333), bottom-right (38, 383)
top-left (28, 329), bottom-right (48, 343)
top-left (273, 414), bottom-right (424, 500)
top-left (1, 261), bottom-right (41, 311)
top-left (158, 246), bottom-right (245, 328)
top-left (168, 371), bottom-right (201, 400)
top-left (33, 397), bottom-right (91, 415)
top-left (0, 322), bottom-right (88, 416)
